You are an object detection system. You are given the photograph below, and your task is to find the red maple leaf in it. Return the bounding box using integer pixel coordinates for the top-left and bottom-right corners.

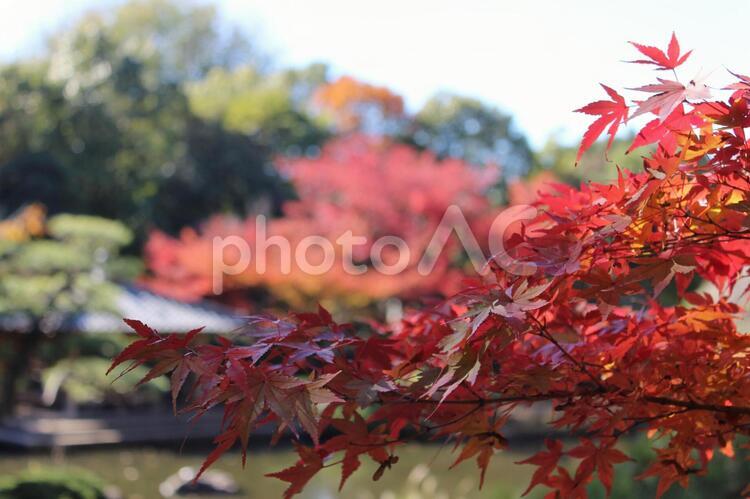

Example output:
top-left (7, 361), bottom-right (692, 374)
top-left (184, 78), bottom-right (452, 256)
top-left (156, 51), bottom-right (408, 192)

top-left (630, 77), bottom-right (711, 123)
top-left (266, 445), bottom-right (324, 499)
top-left (568, 439), bottom-right (631, 496)
top-left (516, 439), bottom-right (564, 496)
top-left (629, 32), bottom-right (692, 70)
top-left (726, 70), bottom-right (750, 99)
top-left (629, 78), bottom-right (688, 122)
top-left (575, 84), bottom-right (629, 163)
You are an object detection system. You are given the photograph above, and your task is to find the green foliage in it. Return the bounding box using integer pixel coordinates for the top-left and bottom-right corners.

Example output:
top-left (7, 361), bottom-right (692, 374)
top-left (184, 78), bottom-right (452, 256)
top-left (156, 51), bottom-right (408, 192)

top-left (36, 333), bottom-right (133, 365)
top-left (0, 467), bottom-right (107, 499)
top-left (8, 241), bottom-right (89, 274)
top-left (48, 215), bottom-right (133, 248)
top-left (186, 64), bottom-right (329, 153)
top-left (105, 0), bottom-right (257, 82)
top-left (0, 0), bottom-right (293, 238)
top-left (44, 357), bottom-right (168, 406)
top-left (408, 93), bottom-right (535, 175)
top-left (587, 436), bottom-right (750, 498)
top-left (0, 214), bottom-right (134, 318)
top-left (536, 137), bottom-right (647, 184)
top-left (0, 21), bottom-right (193, 235)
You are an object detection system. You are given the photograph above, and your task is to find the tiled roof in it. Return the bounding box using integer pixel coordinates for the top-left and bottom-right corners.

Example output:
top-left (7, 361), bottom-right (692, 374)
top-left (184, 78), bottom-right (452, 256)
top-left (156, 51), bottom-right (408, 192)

top-left (1, 285), bottom-right (245, 334)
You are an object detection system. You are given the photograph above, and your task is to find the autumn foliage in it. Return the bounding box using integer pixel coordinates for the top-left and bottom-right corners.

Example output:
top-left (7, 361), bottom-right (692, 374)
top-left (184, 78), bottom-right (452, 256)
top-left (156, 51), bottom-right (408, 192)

top-left (313, 76), bottom-right (405, 132)
top-left (111, 34), bottom-right (750, 497)
top-left (145, 134), bottom-right (497, 308)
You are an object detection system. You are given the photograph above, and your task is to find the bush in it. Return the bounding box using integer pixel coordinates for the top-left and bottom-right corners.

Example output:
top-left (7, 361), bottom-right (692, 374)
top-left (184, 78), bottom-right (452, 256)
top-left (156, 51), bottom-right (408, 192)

top-left (0, 467), bottom-right (107, 499)
top-left (43, 357), bottom-right (169, 408)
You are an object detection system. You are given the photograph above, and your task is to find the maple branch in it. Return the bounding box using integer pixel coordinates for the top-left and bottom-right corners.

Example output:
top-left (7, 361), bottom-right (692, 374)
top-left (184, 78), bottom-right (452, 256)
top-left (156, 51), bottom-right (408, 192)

top-left (529, 316), bottom-right (605, 389)
top-left (641, 395), bottom-right (750, 416)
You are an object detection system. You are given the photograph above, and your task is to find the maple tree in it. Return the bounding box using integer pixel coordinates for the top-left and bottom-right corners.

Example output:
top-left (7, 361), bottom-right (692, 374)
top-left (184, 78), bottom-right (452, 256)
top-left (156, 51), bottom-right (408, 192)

top-left (111, 34), bottom-right (750, 497)
top-left (312, 76), bottom-right (405, 133)
top-left (144, 134), bottom-right (498, 309)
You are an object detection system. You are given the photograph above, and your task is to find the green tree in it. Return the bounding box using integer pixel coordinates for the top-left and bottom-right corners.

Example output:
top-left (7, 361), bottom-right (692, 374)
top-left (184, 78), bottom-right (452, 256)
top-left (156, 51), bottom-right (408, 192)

top-left (407, 93), bottom-right (536, 176)
top-left (0, 0), bottom-right (286, 238)
top-left (535, 136), bottom-right (646, 184)
top-left (0, 211), bottom-right (139, 415)
top-left (87, 0), bottom-right (259, 83)
top-left (186, 63), bottom-right (329, 154)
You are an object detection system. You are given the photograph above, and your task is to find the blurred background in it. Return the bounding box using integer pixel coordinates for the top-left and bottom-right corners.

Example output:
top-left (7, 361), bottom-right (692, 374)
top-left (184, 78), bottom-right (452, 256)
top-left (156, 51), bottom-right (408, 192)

top-left (0, 1), bottom-right (749, 498)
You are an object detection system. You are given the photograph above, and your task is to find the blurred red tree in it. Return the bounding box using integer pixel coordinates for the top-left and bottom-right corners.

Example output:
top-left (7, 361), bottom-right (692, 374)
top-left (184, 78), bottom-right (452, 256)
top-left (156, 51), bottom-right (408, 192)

top-left (145, 134), bottom-right (499, 309)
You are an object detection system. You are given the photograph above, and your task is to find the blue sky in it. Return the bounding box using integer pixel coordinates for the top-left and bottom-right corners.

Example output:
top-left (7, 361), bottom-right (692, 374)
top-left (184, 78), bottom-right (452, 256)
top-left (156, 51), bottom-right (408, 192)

top-left (1, 0), bottom-right (748, 147)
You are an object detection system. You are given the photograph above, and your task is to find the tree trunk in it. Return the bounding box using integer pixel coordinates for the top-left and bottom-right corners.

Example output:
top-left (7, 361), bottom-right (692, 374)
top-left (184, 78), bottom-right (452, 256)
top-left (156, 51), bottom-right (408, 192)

top-left (1, 327), bottom-right (42, 418)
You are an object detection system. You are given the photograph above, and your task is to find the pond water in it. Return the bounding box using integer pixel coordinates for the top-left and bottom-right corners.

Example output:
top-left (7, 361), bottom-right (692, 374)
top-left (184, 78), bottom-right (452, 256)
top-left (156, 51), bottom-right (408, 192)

top-left (0, 444), bottom-right (537, 498)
